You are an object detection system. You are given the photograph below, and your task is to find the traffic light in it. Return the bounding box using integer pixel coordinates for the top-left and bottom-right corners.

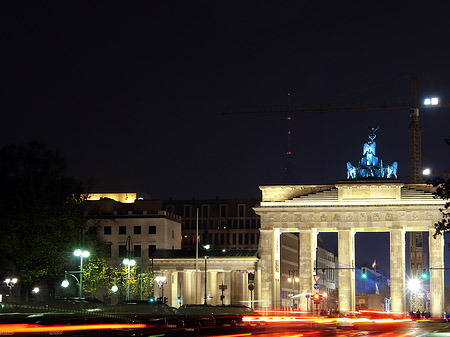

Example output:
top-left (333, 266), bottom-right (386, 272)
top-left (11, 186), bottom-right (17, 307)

top-left (149, 297), bottom-right (155, 303)
top-left (421, 268), bottom-right (429, 279)
top-left (177, 296), bottom-right (181, 304)
top-left (361, 267), bottom-right (367, 279)
top-left (163, 297), bottom-right (168, 304)
top-left (312, 293), bottom-right (321, 303)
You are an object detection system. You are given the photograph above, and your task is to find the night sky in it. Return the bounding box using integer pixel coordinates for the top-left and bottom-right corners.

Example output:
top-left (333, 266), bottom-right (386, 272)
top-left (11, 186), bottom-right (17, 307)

top-left (2, 2), bottom-right (450, 278)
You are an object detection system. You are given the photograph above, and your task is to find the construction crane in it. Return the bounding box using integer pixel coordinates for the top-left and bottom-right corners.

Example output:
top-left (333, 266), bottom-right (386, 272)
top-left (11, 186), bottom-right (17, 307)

top-left (224, 74), bottom-right (450, 183)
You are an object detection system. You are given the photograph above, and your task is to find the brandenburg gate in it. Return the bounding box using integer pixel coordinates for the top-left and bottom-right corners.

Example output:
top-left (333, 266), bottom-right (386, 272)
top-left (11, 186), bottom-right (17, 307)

top-left (254, 129), bottom-right (446, 317)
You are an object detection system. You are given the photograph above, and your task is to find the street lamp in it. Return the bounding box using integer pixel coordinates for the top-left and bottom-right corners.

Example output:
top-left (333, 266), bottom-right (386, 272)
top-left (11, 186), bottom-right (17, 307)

top-left (74, 249), bottom-right (90, 298)
top-left (4, 278), bottom-right (18, 300)
top-left (287, 271), bottom-right (299, 309)
top-left (123, 258), bottom-right (136, 301)
top-left (155, 276), bottom-right (167, 302)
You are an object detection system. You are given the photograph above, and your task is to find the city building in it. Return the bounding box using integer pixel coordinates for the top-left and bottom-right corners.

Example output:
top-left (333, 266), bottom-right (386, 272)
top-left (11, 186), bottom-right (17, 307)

top-left (162, 198), bottom-right (260, 250)
top-left (85, 194), bottom-right (182, 268)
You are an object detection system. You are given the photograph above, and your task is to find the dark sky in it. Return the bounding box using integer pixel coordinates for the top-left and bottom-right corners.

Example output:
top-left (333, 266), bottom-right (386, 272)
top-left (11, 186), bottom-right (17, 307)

top-left (2, 1), bottom-right (450, 277)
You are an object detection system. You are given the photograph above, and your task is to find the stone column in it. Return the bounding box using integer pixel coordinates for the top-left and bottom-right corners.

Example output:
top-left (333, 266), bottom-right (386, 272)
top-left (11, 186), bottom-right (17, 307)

top-left (338, 229), bottom-right (355, 313)
top-left (258, 228), bottom-right (280, 309)
top-left (429, 230), bottom-right (445, 318)
top-left (170, 271), bottom-right (178, 307)
top-left (390, 228), bottom-right (406, 313)
top-left (224, 271), bottom-right (232, 305)
top-left (210, 271), bottom-right (218, 305)
top-left (298, 229), bottom-right (317, 311)
top-left (182, 271), bottom-right (192, 304)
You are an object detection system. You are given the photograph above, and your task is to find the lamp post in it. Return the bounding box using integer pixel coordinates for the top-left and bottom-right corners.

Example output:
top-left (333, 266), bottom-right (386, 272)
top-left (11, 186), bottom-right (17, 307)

top-left (123, 258), bottom-right (136, 301)
top-left (155, 276), bottom-right (167, 302)
top-left (287, 270), bottom-right (299, 309)
top-left (4, 278), bottom-right (18, 301)
top-left (74, 249), bottom-right (90, 298)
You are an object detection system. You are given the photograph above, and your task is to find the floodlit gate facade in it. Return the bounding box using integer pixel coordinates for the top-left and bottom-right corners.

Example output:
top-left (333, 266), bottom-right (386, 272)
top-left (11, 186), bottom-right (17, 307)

top-left (254, 181), bottom-right (446, 317)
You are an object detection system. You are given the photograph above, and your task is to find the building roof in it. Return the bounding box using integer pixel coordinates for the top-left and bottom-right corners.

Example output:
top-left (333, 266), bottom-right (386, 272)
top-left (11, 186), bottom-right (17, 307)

top-left (150, 249), bottom-right (258, 259)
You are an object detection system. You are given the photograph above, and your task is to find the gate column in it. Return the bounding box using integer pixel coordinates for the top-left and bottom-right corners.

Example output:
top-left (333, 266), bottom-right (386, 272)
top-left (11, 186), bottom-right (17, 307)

top-left (258, 228), bottom-right (280, 309)
top-left (429, 230), bottom-right (445, 318)
top-left (390, 228), bottom-right (406, 313)
top-left (298, 229), bottom-right (317, 311)
top-left (338, 229), bottom-right (355, 313)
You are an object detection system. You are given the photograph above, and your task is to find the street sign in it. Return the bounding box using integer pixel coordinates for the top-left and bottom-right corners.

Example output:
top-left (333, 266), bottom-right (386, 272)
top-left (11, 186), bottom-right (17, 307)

top-left (313, 275), bottom-right (321, 283)
top-left (305, 294), bottom-right (310, 298)
top-left (219, 284), bottom-right (228, 290)
top-left (248, 284), bottom-right (255, 291)
top-left (248, 272), bottom-right (255, 284)
top-left (313, 283), bottom-right (320, 290)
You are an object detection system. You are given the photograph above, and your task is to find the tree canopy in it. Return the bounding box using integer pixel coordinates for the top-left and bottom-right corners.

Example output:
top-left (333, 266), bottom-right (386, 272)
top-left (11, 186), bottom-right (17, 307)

top-left (433, 137), bottom-right (450, 238)
top-left (0, 142), bottom-right (86, 299)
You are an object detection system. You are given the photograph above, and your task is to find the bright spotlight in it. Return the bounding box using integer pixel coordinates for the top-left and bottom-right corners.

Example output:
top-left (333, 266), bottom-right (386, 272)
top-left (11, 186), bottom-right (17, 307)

top-left (424, 97), bottom-right (439, 105)
top-left (407, 278), bottom-right (421, 292)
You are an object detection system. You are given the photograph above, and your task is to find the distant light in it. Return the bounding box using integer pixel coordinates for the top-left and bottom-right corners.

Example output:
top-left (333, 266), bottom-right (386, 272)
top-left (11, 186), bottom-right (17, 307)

top-left (407, 278), bottom-right (421, 292)
top-left (138, 197), bottom-right (143, 200)
top-left (74, 249), bottom-right (90, 258)
top-left (32, 287), bottom-right (39, 294)
top-left (123, 258), bottom-right (136, 266)
top-left (294, 277), bottom-right (300, 283)
top-left (203, 244), bottom-right (211, 250)
top-left (287, 117), bottom-right (292, 120)
top-left (423, 168), bottom-right (431, 175)
top-left (286, 151), bottom-right (292, 155)
top-left (61, 280), bottom-right (69, 288)
top-left (111, 285), bottom-right (118, 292)
top-left (288, 277), bottom-right (292, 283)
top-left (424, 97), bottom-right (439, 105)
top-left (222, 249), bottom-right (226, 253)
top-left (11, 278), bottom-right (18, 284)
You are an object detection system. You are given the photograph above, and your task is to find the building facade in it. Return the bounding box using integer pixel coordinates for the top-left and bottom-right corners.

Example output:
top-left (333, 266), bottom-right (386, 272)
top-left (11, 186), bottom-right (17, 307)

top-left (162, 199), bottom-right (261, 250)
top-left (86, 194), bottom-right (182, 268)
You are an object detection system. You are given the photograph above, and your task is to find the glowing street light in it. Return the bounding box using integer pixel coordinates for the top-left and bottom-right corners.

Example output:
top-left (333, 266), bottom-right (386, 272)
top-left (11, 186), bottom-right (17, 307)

top-left (422, 168), bottom-right (431, 176)
top-left (123, 258), bottom-right (136, 301)
top-left (74, 249), bottom-right (90, 298)
top-left (424, 97), bottom-right (439, 106)
top-left (407, 278), bottom-right (421, 292)
top-left (4, 278), bottom-right (18, 300)
top-left (155, 275), bottom-right (167, 302)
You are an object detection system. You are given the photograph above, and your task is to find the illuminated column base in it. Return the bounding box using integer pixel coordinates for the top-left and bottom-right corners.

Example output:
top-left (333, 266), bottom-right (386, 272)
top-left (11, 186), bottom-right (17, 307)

top-left (338, 229), bottom-right (355, 313)
top-left (390, 228), bottom-right (406, 313)
top-left (258, 229), bottom-right (279, 309)
top-left (429, 230), bottom-right (445, 318)
top-left (298, 229), bottom-right (316, 311)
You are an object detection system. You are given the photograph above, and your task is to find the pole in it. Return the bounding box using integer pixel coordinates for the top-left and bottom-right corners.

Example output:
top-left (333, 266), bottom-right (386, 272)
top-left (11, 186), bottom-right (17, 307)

top-left (79, 256), bottom-right (83, 298)
top-left (221, 280), bottom-right (224, 305)
top-left (196, 208), bottom-right (199, 304)
top-left (204, 257), bottom-right (208, 305)
top-left (126, 264), bottom-right (131, 301)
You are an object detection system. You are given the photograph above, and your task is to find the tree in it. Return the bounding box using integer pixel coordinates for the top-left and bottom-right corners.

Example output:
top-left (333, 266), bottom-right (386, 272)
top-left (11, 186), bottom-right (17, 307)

top-left (0, 142), bottom-right (86, 300)
top-left (433, 137), bottom-right (450, 238)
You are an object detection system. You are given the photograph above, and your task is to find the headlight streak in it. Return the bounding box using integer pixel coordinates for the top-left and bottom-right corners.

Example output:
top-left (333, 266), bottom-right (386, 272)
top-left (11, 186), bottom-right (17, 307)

top-left (0, 323), bottom-right (148, 333)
